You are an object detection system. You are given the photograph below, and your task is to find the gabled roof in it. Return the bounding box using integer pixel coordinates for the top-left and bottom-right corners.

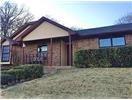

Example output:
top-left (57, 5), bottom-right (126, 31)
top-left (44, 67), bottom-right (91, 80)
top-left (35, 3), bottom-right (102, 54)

top-left (76, 23), bottom-right (132, 37)
top-left (15, 17), bottom-right (74, 41)
top-left (2, 16), bottom-right (132, 44)
top-left (1, 21), bottom-right (35, 43)
top-left (2, 17), bottom-right (74, 43)
top-left (11, 21), bottom-right (36, 39)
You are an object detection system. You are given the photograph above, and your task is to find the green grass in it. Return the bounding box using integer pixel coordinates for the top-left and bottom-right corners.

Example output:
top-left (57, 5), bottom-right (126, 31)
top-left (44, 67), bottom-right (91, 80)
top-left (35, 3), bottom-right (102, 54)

top-left (1, 68), bottom-right (132, 99)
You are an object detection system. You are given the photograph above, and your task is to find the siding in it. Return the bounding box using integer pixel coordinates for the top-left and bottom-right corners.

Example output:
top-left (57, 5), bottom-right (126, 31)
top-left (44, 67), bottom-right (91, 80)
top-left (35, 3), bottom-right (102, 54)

top-left (23, 21), bottom-right (69, 41)
top-left (125, 34), bottom-right (132, 46)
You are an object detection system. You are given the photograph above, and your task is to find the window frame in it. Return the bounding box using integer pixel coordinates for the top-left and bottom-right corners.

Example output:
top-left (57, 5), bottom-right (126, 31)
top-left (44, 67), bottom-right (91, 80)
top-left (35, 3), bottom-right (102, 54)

top-left (99, 36), bottom-right (126, 48)
top-left (112, 37), bottom-right (126, 47)
top-left (99, 38), bottom-right (112, 48)
top-left (37, 44), bottom-right (48, 59)
top-left (1, 45), bottom-right (10, 62)
top-left (38, 44), bottom-right (48, 53)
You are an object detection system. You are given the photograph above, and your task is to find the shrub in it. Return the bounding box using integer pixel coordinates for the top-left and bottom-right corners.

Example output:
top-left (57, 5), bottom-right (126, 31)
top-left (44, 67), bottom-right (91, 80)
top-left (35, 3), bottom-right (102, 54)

top-left (74, 46), bottom-right (132, 68)
top-left (1, 74), bottom-right (16, 85)
top-left (18, 64), bottom-right (44, 79)
top-left (4, 69), bottom-right (25, 81)
top-left (1, 64), bottom-right (44, 84)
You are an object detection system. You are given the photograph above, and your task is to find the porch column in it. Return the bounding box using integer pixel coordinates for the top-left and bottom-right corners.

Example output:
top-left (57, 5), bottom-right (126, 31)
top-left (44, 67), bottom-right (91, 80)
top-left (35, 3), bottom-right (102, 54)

top-left (50, 38), bottom-right (53, 66)
top-left (69, 35), bottom-right (72, 66)
top-left (10, 43), bottom-right (13, 65)
top-left (9, 40), bottom-right (12, 65)
top-left (22, 42), bottom-right (26, 64)
top-left (0, 40), bottom-right (1, 67)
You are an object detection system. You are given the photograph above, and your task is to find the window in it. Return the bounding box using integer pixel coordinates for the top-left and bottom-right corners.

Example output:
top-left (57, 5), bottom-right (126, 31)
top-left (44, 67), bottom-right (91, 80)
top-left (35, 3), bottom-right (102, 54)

top-left (2, 46), bottom-right (10, 62)
top-left (38, 45), bottom-right (47, 52)
top-left (99, 36), bottom-right (125, 48)
top-left (38, 45), bottom-right (48, 58)
top-left (112, 37), bottom-right (125, 46)
top-left (99, 38), bottom-right (111, 47)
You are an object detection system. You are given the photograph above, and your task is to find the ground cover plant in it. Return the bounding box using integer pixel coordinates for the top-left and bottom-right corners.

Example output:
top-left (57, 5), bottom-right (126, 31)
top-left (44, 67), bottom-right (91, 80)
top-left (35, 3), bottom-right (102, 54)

top-left (1, 68), bottom-right (132, 99)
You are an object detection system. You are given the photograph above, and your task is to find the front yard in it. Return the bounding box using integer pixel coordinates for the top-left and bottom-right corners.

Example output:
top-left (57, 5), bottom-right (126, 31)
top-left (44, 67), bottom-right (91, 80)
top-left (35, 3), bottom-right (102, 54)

top-left (1, 68), bottom-right (132, 99)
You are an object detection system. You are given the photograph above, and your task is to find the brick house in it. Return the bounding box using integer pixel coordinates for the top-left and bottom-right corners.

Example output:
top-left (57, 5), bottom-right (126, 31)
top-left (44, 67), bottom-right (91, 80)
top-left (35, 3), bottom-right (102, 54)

top-left (1, 17), bottom-right (132, 66)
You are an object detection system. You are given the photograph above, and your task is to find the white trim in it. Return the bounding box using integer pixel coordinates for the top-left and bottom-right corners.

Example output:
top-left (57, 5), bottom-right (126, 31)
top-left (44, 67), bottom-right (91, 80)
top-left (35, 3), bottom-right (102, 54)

top-left (0, 61), bottom-right (10, 65)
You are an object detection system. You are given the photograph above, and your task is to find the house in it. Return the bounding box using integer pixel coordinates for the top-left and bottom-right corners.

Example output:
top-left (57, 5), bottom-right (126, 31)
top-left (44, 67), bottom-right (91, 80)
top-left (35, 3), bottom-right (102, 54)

top-left (1, 17), bottom-right (132, 66)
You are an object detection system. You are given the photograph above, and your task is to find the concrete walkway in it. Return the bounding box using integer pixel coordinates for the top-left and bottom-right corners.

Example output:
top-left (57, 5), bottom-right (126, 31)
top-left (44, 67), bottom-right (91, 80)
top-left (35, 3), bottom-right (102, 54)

top-left (43, 66), bottom-right (72, 75)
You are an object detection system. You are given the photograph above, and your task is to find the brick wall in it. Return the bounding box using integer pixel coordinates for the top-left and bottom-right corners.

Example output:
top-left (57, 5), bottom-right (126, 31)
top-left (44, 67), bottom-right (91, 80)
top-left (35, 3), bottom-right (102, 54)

top-left (48, 39), bottom-right (67, 66)
top-left (48, 40), bottom-right (61, 66)
top-left (11, 39), bottom-right (67, 66)
top-left (72, 38), bottom-right (99, 64)
top-left (12, 45), bottom-right (23, 65)
top-left (72, 38), bottom-right (99, 54)
top-left (12, 42), bottom-right (38, 65)
top-left (125, 34), bottom-right (132, 46)
top-left (11, 34), bottom-right (132, 66)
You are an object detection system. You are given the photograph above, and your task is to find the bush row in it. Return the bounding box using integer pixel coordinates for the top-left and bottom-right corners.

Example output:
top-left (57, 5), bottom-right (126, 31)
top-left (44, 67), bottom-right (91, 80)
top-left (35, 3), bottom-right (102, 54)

top-left (1, 64), bottom-right (43, 85)
top-left (74, 46), bottom-right (132, 68)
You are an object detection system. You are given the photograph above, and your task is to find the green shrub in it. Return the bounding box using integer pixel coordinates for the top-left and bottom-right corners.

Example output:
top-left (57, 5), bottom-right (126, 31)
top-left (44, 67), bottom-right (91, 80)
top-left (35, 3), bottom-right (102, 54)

top-left (74, 46), bottom-right (132, 68)
top-left (1, 74), bottom-right (16, 85)
top-left (1, 64), bottom-right (44, 82)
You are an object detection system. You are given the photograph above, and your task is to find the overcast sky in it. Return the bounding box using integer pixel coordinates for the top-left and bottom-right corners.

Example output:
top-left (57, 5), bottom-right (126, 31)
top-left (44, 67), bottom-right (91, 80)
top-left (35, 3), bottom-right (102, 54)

top-left (1, 0), bottom-right (132, 29)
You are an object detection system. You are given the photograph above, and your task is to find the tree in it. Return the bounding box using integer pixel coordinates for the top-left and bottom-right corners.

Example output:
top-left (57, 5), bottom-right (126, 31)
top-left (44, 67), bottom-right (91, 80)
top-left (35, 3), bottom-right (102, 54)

top-left (70, 26), bottom-right (82, 30)
top-left (116, 12), bottom-right (132, 24)
top-left (0, 1), bottom-right (34, 37)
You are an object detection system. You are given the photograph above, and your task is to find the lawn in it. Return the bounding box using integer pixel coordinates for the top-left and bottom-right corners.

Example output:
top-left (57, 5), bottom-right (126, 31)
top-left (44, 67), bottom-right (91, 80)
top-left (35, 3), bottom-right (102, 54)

top-left (1, 68), bottom-right (132, 99)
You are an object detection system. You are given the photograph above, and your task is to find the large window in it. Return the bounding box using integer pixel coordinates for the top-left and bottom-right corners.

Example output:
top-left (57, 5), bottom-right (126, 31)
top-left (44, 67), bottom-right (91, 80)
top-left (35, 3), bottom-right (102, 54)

top-left (99, 38), bottom-right (111, 47)
top-left (112, 37), bottom-right (125, 46)
top-left (99, 36), bottom-right (125, 48)
top-left (2, 46), bottom-right (10, 62)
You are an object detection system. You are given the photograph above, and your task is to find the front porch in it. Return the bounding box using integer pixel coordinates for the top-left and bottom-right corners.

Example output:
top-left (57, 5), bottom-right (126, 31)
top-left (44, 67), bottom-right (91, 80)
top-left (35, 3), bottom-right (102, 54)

top-left (11, 36), bottom-right (72, 66)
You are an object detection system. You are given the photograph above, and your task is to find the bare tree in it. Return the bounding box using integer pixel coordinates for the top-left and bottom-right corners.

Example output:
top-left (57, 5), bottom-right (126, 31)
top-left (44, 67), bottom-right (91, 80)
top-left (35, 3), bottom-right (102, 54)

top-left (70, 26), bottom-right (82, 30)
top-left (116, 12), bottom-right (132, 24)
top-left (0, 1), bottom-right (34, 37)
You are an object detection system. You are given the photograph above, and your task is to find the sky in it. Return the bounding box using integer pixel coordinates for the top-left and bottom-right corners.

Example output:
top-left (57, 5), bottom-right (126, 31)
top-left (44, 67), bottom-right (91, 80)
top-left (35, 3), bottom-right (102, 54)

top-left (0, 0), bottom-right (132, 29)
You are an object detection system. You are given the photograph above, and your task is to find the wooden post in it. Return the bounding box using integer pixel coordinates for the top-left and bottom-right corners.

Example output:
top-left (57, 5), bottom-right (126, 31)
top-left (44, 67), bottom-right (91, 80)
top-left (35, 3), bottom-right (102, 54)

top-left (22, 47), bottom-right (24, 64)
top-left (10, 44), bottom-right (13, 65)
top-left (0, 39), bottom-right (2, 67)
top-left (60, 40), bottom-right (61, 66)
top-left (50, 38), bottom-right (53, 66)
top-left (69, 35), bottom-right (72, 66)
top-left (9, 40), bottom-right (12, 65)
top-left (22, 43), bottom-right (26, 64)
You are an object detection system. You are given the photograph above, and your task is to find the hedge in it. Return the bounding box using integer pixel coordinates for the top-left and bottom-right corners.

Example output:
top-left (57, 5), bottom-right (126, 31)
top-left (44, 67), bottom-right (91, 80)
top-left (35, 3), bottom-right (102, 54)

top-left (1, 64), bottom-right (43, 85)
top-left (74, 46), bottom-right (132, 68)
top-left (1, 74), bottom-right (16, 85)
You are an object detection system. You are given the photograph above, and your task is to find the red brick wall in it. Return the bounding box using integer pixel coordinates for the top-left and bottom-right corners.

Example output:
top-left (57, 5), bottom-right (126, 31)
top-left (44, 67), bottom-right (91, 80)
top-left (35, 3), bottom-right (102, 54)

top-left (11, 34), bottom-right (132, 66)
top-left (11, 39), bottom-right (67, 66)
top-left (48, 40), bottom-right (61, 66)
top-left (72, 38), bottom-right (99, 64)
top-left (125, 34), bottom-right (132, 46)
top-left (72, 38), bottom-right (99, 53)
top-left (48, 39), bottom-right (67, 66)
top-left (11, 45), bottom-right (23, 65)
